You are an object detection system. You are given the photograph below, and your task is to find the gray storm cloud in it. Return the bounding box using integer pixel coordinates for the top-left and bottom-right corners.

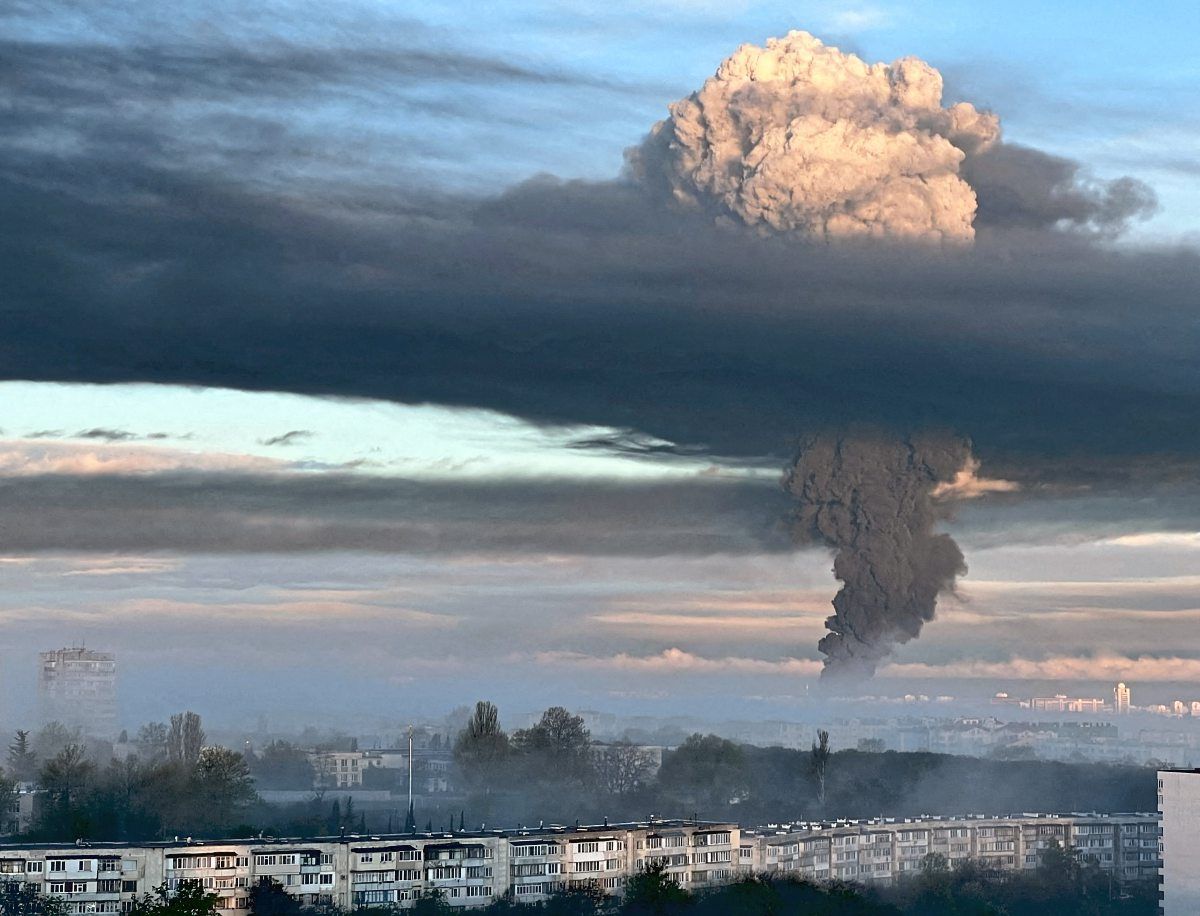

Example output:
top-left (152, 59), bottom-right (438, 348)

top-left (628, 30), bottom-right (1000, 241)
top-left (784, 433), bottom-right (971, 680)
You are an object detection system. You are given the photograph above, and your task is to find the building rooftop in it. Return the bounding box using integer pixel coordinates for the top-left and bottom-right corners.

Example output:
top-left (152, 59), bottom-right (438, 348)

top-left (0, 818), bottom-right (734, 853)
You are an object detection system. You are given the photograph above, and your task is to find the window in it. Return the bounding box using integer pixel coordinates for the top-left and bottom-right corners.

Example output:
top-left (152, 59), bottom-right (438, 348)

top-left (49, 861), bottom-right (67, 873)
top-left (319, 874), bottom-right (334, 886)
top-left (26, 862), bottom-right (44, 874)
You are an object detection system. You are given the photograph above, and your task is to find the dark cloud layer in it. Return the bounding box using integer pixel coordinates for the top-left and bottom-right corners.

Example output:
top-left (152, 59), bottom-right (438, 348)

top-left (2, 158), bottom-right (1196, 484)
top-left (0, 3), bottom-right (1196, 498)
top-left (0, 474), bottom-right (788, 555)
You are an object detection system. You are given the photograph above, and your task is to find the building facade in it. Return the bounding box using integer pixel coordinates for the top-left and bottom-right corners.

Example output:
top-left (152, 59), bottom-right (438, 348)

top-left (0, 820), bottom-right (737, 914)
top-left (0, 811), bottom-right (1161, 914)
top-left (1159, 769), bottom-right (1200, 915)
top-left (37, 647), bottom-right (118, 737)
top-left (740, 812), bottom-right (1160, 887)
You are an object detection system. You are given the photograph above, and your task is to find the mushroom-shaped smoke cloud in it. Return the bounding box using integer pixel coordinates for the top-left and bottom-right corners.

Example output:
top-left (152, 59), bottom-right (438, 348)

top-left (785, 433), bottom-right (973, 680)
top-left (628, 30), bottom-right (1000, 241)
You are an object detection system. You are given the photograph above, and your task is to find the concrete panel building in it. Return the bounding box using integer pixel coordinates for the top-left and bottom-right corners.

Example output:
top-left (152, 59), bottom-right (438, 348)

top-left (0, 819), bottom-right (737, 914)
top-left (1159, 769), bottom-right (1200, 915)
top-left (37, 647), bottom-right (118, 737)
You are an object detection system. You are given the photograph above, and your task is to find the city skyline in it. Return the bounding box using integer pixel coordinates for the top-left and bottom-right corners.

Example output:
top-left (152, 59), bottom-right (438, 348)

top-left (2, 2), bottom-right (1200, 740)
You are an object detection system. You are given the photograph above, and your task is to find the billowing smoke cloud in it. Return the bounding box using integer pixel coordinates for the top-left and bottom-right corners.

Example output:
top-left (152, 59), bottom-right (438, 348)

top-left (628, 30), bottom-right (1000, 241)
top-left (784, 433), bottom-right (970, 679)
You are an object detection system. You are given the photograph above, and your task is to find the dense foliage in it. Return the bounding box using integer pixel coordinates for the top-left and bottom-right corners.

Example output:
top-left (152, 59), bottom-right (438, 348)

top-left (1, 705), bottom-right (1157, 842)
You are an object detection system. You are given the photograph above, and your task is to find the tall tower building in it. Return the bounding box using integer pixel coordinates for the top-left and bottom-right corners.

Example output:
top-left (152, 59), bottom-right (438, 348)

top-left (1114, 681), bottom-right (1131, 714)
top-left (38, 647), bottom-right (118, 737)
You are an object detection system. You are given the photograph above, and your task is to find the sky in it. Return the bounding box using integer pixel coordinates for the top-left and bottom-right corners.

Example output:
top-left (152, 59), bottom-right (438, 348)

top-left (2, 0), bottom-right (1200, 730)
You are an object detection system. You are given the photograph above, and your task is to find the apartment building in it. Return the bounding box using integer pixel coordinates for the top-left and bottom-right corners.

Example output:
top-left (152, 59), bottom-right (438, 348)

top-left (310, 751), bottom-right (375, 789)
top-left (1159, 769), bottom-right (1200, 915)
top-left (740, 812), bottom-right (1159, 887)
top-left (0, 819), bottom-right (738, 914)
top-left (37, 647), bottom-right (118, 737)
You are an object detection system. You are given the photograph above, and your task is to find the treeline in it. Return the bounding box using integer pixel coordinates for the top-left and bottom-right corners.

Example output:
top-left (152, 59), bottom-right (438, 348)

top-left (1, 702), bottom-right (1158, 843)
top-left (451, 702), bottom-right (1156, 827)
top-left (1, 715), bottom-right (262, 842)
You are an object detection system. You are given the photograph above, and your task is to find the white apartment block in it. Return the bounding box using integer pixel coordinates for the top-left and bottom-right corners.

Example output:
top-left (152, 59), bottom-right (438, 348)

top-left (740, 812), bottom-right (1160, 887)
top-left (1159, 769), bottom-right (1200, 915)
top-left (309, 751), bottom-right (374, 788)
top-left (0, 820), bottom-right (737, 914)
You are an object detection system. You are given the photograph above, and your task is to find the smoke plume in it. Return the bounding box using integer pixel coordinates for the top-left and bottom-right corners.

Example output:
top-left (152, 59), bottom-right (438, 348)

top-left (628, 30), bottom-right (1000, 242)
top-left (784, 433), bottom-right (970, 679)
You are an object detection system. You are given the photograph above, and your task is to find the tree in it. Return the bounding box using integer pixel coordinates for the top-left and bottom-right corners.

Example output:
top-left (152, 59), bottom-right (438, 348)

top-left (454, 701), bottom-right (510, 793)
top-left (623, 861), bottom-right (690, 914)
top-left (136, 723), bottom-right (169, 761)
top-left (129, 880), bottom-right (219, 916)
top-left (8, 730), bottom-right (37, 781)
top-left (511, 707), bottom-right (592, 783)
top-left (410, 889), bottom-right (453, 915)
top-left (658, 734), bottom-right (746, 810)
top-left (40, 744), bottom-right (94, 809)
top-left (168, 713), bottom-right (205, 767)
top-left (404, 800), bottom-right (416, 833)
top-left (326, 799), bottom-right (341, 834)
top-left (0, 771), bottom-right (17, 835)
top-left (32, 723), bottom-right (80, 762)
top-left (250, 741), bottom-right (315, 790)
top-left (810, 729), bottom-right (831, 807)
top-left (193, 746), bottom-right (256, 828)
top-left (0, 882), bottom-right (68, 915)
top-left (593, 742), bottom-right (655, 797)
top-left (247, 877), bottom-right (302, 916)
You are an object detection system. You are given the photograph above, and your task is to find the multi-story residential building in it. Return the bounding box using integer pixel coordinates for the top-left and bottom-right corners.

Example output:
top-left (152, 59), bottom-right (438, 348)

top-left (1115, 682), bottom-right (1132, 714)
top-left (1159, 768), bottom-right (1200, 915)
top-left (740, 812), bottom-right (1159, 887)
top-left (1031, 696), bottom-right (1110, 715)
top-left (0, 812), bottom-right (1159, 914)
top-left (0, 819), bottom-right (737, 914)
top-left (37, 647), bottom-right (118, 737)
top-left (309, 751), bottom-right (381, 789)
top-left (310, 749), bottom-right (455, 793)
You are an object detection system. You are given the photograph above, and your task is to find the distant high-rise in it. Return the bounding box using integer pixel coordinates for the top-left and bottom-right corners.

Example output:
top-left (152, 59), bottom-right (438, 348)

top-left (38, 647), bottom-right (118, 737)
top-left (1114, 681), bottom-right (1131, 714)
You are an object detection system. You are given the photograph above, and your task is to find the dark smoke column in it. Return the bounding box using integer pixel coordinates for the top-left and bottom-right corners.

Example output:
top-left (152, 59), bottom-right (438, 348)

top-left (784, 433), bottom-right (970, 680)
